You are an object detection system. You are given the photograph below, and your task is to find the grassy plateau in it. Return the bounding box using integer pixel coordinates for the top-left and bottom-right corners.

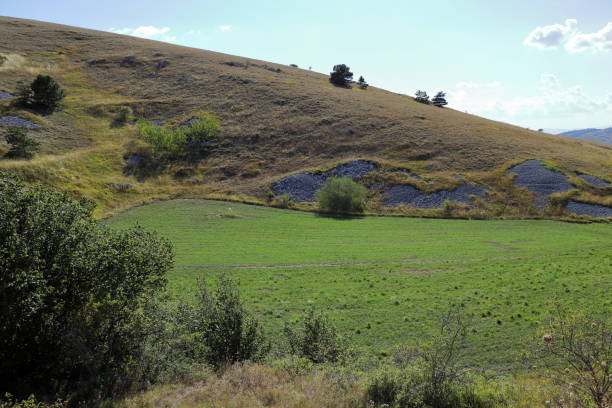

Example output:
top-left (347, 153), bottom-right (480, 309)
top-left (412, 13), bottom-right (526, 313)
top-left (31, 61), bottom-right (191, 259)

top-left (108, 199), bottom-right (612, 370)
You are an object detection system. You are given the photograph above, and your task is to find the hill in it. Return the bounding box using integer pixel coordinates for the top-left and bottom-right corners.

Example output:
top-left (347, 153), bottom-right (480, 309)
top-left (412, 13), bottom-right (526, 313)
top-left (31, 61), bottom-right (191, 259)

top-left (559, 127), bottom-right (612, 144)
top-left (0, 16), bottom-right (610, 218)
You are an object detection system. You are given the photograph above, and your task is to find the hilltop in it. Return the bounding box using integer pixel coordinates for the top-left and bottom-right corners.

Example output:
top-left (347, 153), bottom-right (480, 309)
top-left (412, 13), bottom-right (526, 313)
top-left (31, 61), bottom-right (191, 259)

top-left (0, 16), bottom-right (610, 218)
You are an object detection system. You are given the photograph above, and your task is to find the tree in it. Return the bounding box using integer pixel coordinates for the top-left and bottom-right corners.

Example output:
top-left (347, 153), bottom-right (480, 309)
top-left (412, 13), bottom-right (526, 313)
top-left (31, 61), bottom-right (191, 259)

top-left (431, 91), bottom-right (448, 107)
top-left (415, 90), bottom-right (430, 104)
top-left (0, 173), bottom-right (174, 401)
top-left (17, 75), bottom-right (66, 112)
top-left (316, 177), bottom-right (368, 214)
top-left (329, 64), bottom-right (354, 87)
top-left (3, 127), bottom-right (40, 159)
top-left (358, 75), bottom-right (369, 89)
top-left (192, 276), bottom-right (268, 369)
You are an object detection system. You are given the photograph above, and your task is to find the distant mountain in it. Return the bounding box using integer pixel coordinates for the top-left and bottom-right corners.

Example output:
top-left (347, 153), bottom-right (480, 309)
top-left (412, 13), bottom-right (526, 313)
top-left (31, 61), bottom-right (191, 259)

top-left (558, 128), bottom-right (612, 144)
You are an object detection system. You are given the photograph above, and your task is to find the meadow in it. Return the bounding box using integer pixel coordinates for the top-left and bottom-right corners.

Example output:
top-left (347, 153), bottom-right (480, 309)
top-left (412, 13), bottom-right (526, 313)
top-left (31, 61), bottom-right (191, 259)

top-left (108, 199), bottom-right (612, 370)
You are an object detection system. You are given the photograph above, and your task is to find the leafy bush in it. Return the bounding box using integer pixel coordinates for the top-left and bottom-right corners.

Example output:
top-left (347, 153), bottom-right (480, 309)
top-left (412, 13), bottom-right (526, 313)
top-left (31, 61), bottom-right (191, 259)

top-left (191, 276), bottom-right (269, 369)
top-left (3, 127), bottom-right (39, 159)
top-left (329, 64), bottom-right (353, 87)
top-left (365, 369), bottom-right (403, 406)
top-left (17, 75), bottom-right (65, 112)
top-left (137, 112), bottom-right (223, 160)
top-left (316, 177), bottom-right (367, 214)
top-left (284, 309), bottom-right (343, 363)
top-left (115, 105), bottom-right (133, 124)
top-left (0, 173), bottom-right (174, 401)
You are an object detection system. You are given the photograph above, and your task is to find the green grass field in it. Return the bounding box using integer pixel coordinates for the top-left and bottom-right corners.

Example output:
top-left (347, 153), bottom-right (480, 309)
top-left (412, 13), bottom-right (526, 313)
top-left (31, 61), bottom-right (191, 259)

top-left (108, 199), bottom-right (612, 370)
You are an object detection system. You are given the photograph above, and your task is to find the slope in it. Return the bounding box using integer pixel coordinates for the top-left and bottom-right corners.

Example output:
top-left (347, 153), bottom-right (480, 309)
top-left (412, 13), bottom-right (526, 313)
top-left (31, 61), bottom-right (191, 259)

top-left (0, 16), bottom-right (610, 218)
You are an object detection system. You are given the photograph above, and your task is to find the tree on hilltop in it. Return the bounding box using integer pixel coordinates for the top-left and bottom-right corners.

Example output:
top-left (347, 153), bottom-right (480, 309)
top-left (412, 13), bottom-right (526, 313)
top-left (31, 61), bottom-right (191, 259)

top-left (329, 64), bottom-right (354, 87)
top-left (415, 90), bottom-right (430, 104)
top-left (432, 91), bottom-right (448, 107)
top-left (358, 76), bottom-right (369, 89)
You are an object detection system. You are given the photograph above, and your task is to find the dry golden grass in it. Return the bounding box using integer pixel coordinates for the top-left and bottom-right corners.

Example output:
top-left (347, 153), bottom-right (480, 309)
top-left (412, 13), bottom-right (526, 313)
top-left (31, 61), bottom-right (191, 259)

top-left (0, 16), bottom-right (610, 218)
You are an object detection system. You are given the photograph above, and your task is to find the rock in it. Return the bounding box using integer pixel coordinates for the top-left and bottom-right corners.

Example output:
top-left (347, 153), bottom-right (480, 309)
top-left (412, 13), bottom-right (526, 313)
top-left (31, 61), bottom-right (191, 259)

top-left (0, 90), bottom-right (15, 100)
top-left (578, 174), bottom-right (610, 188)
top-left (383, 183), bottom-right (487, 208)
top-left (507, 160), bottom-right (573, 208)
top-left (155, 60), bottom-right (168, 70)
top-left (330, 160), bottom-right (378, 179)
top-left (566, 201), bottom-right (612, 218)
top-left (0, 116), bottom-right (39, 129)
top-left (273, 172), bottom-right (327, 202)
top-left (108, 183), bottom-right (134, 191)
top-left (124, 155), bottom-right (143, 166)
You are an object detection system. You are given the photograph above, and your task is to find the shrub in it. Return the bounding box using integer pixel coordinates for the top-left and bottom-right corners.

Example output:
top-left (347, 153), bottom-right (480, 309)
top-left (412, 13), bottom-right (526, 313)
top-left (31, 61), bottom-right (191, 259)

top-left (137, 112), bottom-right (222, 160)
top-left (329, 64), bottom-right (353, 87)
top-left (365, 369), bottom-right (403, 406)
top-left (272, 193), bottom-right (293, 208)
top-left (115, 105), bottom-right (133, 124)
top-left (3, 127), bottom-right (40, 159)
top-left (443, 199), bottom-right (455, 216)
top-left (536, 304), bottom-right (611, 408)
top-left (191, 276), bottom-right (269, 369)
top-left (316, 177), bottom-right (367, 214)
top-left (0, 173), bottom-right (174, 402)
top-left (17, 75), bottom-right (65, 112)
top-left (284, 309), bottom-right (343, 363)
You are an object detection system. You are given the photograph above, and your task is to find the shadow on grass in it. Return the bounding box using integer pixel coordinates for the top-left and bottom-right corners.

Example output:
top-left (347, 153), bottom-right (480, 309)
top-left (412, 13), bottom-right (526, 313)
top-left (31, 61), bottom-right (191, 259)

top-left (314, 212), bottom-right (365, 221)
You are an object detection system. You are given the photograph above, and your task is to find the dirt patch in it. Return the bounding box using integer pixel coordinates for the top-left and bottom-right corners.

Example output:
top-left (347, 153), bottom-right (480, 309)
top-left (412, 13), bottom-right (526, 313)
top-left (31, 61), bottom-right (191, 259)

top-left (566, 201), bottom-right (612, 218)
top-left (507, 160), bottom-right (573, 208)
top-left (483, 241), bottom-right (519, 250)
top-left (382, 183), bottom-right (487, 208)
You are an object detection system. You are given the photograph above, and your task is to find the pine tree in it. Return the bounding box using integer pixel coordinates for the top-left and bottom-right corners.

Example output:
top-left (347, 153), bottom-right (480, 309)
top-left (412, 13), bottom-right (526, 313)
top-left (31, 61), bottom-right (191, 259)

top-left (415, 90), bottom-right (430, 104)
top-left (329, 64), bottom-right (354, 87)
top-left (358, 76), bottom-right (368, 89)
top-left (432, 91), bottom-right (448, 107)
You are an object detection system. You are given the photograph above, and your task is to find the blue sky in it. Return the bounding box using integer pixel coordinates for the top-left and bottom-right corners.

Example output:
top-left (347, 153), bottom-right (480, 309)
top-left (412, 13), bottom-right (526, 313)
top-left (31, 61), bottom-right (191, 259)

top-left (3, 0), bottom-right (612, 129)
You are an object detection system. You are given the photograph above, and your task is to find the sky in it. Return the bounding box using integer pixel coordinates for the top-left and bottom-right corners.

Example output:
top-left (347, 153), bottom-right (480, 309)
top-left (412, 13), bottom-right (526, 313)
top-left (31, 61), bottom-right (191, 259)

top-left (2, 0), bottom-right (612, 130)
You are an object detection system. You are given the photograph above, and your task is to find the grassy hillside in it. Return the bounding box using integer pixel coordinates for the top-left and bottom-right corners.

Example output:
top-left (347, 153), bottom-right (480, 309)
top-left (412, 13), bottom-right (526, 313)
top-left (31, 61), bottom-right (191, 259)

top-left (108, 199), bottom-right (612, 369)
top-left (1, 16), bottom-right (610, 218)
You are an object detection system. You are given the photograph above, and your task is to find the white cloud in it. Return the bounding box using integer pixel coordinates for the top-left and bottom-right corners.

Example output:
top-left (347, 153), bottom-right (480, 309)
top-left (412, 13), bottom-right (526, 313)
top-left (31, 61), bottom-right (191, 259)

top-left (164, 36), bottom-right (177, 43)
top-left (524, 19), bottom-right (612, 53)
top-left (565, 22), bottom-right (612, 52)
top-left (108, 25), bottom-right (173, 40)
top-left (448, 74), bottom-right (612, 124)
top-left (523, 19), bottom-right (576, 50)
top-left (187, 29), bottom-right (202, 36)
top-left (218, 25), bottom-right (232, 32)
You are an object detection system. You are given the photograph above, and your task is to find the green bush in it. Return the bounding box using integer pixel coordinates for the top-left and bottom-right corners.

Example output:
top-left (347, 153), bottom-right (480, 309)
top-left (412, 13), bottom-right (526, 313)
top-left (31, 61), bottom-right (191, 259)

top-left (316, 177), bottom-right (367, 214)
top-left (115, 105), bottom-right (133, 124)
top-left (17, 75), bottom-right (65, 112)
top-left (284, 309), bottom-right (343, 363)
top-left (3, 127), bottom-right (40, 159)
top-left (191, 276), bottom-right (269, 369)
top-left (0, 173), bottom-right (174, 401)
top-left (365, 369), bottom-right (403, 406)
top-left (137, 112), bottom-right (222, 160)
